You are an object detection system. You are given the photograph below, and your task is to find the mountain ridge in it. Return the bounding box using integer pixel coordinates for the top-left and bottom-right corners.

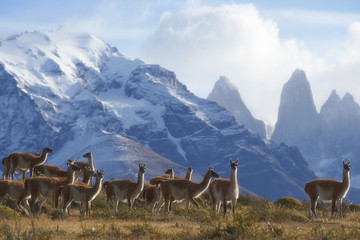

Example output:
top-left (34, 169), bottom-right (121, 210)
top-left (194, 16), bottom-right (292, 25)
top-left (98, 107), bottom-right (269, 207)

top-left (0, 30), bottom-right (317, 201)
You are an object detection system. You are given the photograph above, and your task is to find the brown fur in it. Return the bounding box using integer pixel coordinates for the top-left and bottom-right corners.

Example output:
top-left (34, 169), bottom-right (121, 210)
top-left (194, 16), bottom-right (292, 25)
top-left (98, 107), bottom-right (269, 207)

top-left (304, 160), bottom-right (350, 217)
top-left (25, 161), bottom-right (80, 213)
top-left (209, 159), bottom-right (239, 217)
top-left (9, 147), bottom-right (53, 180)
top-left (156, 167), bottom-right (219, 215)
top-left (142, 167), bottom-right (175, 210)
top-left (0, 179), bottom-right (31, 213)
top-left (72, 152), bottom-right (95, 183)
top-left (142, 185), bottom-right (161, 210)
top-left (104, 164), bottom-right (146, 213)
top-left (34, 164), bottom-right (67, 178)
top-left (2, 150), bottom-right (41, 180)
top-left (61, 170), bottom-right (104, 216)
top-left (1, 156), bottom-right (10, 179)
top-left (149, 167), bottom-right (175, 185)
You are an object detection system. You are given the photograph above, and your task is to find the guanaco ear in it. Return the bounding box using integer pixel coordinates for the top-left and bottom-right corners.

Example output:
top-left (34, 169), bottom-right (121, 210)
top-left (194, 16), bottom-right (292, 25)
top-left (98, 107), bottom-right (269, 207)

top-left (348, 159), bottom-right (351, 164)
top-left (236, 158), bottom-right (239, 164)
top-left (139, 163), bottom-right (141, 168)
top-left (229, 158), bottom-right (232, 164)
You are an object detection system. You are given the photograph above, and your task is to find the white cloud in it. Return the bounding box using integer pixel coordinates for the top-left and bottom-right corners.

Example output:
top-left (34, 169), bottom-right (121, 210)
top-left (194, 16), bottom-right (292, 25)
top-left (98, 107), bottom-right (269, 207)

top-left (142, 3), bottom-right (324, 124)
top-left (2, 1), bottom-right (359, 126)
top-left (266, 8), bottom-right (360, 28)
top-left (311, 21), bottom-right (360, 109)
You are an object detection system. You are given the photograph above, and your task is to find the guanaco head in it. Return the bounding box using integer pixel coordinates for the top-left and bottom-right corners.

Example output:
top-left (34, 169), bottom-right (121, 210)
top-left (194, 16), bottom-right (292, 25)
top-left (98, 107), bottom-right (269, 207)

top-left (165, 166), bottom-right (173, 175)
top-left (67, 159), bottom-right (75, 166)
top-left (230, 158), bottom-right (239, 171)
top-left (187, 166), bottom-right (193, 172)
top-left (34, 150), bottom-right (41, 156)
top-left (208, 167), bottom-right (220, 178)
top-left (84, 166), bottom-right (96, 177)
top-left (343, 159), bottom-right (351, 172)
top-left (67, 159), bottom-right (81, 172)
top-left (83, 151), bottom-right (92, 159)
top-left (139, 164), bottom-right (146, 174)
top-left (42, 147), bottom-right (54, 154)
top-left (96, 169), bottom-right (104, 179)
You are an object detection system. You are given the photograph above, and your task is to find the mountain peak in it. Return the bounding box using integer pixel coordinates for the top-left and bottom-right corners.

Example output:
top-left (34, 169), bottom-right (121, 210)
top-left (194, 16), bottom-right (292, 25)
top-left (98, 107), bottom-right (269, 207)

top-left (322, 90), bottom-right (341, 108)
top-left (287, 69), bottom-right (309, 87)
top-left (329, 89), bottom-right (341, 101)
top-left (215, 76), bottom-right (238, 92)
top-left (272, 69), bottom-right (321, 162)
top-left (207, 76), bottom-right (266, 138)
top-left (342, 92), bottom-right (355, 103)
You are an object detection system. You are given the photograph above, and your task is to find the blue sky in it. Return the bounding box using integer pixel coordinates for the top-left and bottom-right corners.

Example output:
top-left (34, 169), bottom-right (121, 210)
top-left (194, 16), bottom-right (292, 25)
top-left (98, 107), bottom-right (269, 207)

top-left (1, 0), bottom-right (360, 124)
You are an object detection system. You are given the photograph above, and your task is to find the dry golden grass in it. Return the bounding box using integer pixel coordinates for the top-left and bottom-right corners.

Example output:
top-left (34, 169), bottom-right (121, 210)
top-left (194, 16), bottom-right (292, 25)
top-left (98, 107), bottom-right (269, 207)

top-left (1, 191), bottom-right (360, 239)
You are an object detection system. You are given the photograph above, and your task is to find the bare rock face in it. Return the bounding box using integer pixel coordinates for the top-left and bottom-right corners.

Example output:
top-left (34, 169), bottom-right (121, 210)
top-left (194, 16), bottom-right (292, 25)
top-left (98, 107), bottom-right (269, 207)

top-left (320, 91), bottom-right (360, 154)
top-left (271, 69), bottom-right (321, 165)
top-left (207, 76), bottom-right (266, 139)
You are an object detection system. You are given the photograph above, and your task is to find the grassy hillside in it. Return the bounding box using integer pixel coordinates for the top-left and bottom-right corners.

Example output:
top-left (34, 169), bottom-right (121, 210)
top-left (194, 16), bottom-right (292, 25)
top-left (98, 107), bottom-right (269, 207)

top-left (1, 191), bottom-right (360, 240)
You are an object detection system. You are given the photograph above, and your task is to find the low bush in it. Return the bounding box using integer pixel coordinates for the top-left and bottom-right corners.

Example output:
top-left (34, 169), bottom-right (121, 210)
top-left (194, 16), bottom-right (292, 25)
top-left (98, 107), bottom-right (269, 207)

top-left (0, 205), bottom-right (20, 220)
top-left (275, 197), bottom-right (304, 210)
top-left (48, 209), bottom-right (67, 220)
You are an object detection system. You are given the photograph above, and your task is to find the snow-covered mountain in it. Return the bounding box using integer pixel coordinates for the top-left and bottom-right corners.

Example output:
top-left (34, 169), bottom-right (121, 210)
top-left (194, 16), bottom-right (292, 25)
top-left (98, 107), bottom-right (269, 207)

top-left (0, 30), bottom-right (317, 200)
top-left (207, 76), bottom-right (267, 139)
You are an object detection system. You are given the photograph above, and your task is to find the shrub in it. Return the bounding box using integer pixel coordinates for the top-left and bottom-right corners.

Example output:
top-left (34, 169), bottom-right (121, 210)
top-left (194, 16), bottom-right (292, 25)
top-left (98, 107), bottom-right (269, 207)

top-left (271, 208), bottom-right (309, 222)
top-left (129, 223), bottom-right (161, 239)
top-left (348, 203), bottom-right (360, 212)
top-left (0, 205), bottom-right (20, 220)
top-left (275, 197), bottom-right (304, 210)
top-left (48, 209), bottom-right (67, 220)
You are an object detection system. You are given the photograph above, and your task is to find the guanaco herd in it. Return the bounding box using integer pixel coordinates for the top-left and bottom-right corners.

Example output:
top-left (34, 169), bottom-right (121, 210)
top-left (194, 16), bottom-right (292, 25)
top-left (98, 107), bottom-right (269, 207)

top-left (0, 147), bottom-right (352, 218)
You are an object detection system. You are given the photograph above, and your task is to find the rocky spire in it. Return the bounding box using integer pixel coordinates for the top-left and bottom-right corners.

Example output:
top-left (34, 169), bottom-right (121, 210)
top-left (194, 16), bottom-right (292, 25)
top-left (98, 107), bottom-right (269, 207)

top-left (320, 90), bottom-right (360, 154)
top-left (271, 69), bottom-right (321, 162)
top-left (207, 76), bottom-right (266, 138)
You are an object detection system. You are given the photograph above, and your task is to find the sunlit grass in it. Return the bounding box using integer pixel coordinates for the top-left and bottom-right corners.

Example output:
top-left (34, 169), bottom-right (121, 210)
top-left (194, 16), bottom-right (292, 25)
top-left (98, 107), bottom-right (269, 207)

top-left (1, 191), bottom-right (360, 239)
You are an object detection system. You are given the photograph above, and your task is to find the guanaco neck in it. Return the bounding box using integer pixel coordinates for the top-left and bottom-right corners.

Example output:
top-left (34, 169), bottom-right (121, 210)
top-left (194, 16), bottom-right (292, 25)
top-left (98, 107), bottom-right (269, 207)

top-left (34, 150), bottom-right (49, 166)
top-left (230, 168), bottom-right (238, 188)
top-left (88, 174), bottom-right (103, 199)
top-left (185, 170), bottom-right (192, 181)
top-left (65, 169), bottom-right (77, 184)
top-left (169, 170), bottom-right (174, 180)
top-left (85, 154), bottom-right (95, 171)
top-left (193, 172), bottom-right (213, 196)
top-left (135, 171), bottom-right (145, 193)
top-left (342, 169), bottom-right (350, 189)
